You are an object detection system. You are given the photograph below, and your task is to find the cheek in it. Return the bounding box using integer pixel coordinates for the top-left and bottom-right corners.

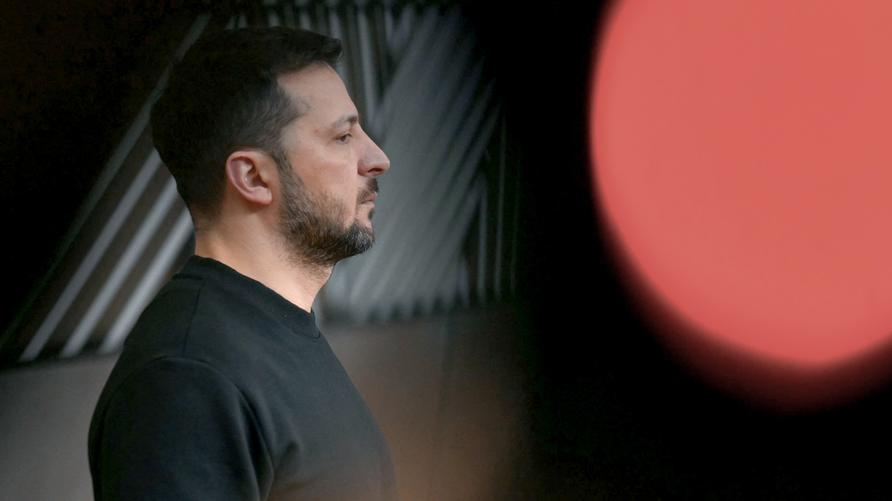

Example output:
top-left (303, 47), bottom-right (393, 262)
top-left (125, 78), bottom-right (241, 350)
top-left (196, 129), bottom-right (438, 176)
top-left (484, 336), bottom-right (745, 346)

top-left (297, 159), bottom-right (351, 194)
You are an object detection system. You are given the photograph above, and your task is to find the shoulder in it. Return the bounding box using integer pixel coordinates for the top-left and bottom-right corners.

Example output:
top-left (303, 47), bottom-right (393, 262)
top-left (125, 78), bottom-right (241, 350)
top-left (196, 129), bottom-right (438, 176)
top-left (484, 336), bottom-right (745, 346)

top-left (89, 356), bottom-right (272, 471)
top-left (92, 356), bottom-right (250, 433)
top-left (119, 270), bottom-right (280, 372)
top-left (88, 356), bottom-right (274, 500)
top-left (105, 268), bottom-right (307, 412)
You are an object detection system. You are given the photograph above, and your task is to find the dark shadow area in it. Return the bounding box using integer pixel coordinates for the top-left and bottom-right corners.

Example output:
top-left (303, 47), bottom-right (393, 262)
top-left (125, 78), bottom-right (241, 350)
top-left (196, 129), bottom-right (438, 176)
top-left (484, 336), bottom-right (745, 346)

top-left (0, 0), bottom-right (201, 348)
top-left (466, 1), bottom-right (892, 498)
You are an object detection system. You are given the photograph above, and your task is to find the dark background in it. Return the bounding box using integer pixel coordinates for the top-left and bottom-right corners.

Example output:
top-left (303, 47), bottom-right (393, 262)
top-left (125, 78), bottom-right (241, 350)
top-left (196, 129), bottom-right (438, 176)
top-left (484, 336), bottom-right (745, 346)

top-left (468, 2), bottom-right (892, 499)
top-left (5, 0), bottom-right (892, 498)
top-left (1, 0), bottom-right (200, 336)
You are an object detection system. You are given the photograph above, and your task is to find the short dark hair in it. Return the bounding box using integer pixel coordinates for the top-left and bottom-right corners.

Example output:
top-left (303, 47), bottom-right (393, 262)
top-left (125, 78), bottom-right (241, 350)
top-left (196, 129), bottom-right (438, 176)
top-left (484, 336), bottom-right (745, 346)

top-left (150, 27), bottom-right (342, 222)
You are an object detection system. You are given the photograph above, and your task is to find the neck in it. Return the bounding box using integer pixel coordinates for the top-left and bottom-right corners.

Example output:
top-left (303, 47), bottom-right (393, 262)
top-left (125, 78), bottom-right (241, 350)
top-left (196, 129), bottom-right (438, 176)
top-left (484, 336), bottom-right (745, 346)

top-left (194, 221), bottom-right (332, 314)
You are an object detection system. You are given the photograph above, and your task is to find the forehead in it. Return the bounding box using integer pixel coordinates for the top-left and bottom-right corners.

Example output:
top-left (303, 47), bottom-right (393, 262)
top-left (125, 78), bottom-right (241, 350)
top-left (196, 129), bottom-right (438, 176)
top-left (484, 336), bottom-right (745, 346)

top-left (277, 64), bottom-right (356, 128)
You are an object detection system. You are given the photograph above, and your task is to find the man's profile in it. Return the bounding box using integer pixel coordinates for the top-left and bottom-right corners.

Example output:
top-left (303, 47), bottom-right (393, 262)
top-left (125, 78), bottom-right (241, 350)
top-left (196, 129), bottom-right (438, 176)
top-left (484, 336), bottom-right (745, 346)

top-left (88, 27), bottom-right (396, 500)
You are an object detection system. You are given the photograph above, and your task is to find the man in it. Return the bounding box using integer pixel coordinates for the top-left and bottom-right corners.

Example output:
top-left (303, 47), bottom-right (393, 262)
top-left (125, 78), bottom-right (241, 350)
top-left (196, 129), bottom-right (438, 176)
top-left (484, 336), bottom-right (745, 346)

top-left (88, 27), bottom-right (396, 500)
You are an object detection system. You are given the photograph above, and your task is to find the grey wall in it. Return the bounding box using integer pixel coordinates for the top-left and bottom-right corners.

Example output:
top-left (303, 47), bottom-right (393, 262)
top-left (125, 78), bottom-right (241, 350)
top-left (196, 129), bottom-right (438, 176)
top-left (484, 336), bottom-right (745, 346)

top-left (0, 354), bottom-right (113, 500)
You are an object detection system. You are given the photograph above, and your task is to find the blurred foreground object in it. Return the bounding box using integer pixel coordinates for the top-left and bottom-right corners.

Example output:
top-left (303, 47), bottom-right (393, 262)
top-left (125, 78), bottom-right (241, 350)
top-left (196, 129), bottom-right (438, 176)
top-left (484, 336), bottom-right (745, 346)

top-left (593, 0), bottom-right (892, 410)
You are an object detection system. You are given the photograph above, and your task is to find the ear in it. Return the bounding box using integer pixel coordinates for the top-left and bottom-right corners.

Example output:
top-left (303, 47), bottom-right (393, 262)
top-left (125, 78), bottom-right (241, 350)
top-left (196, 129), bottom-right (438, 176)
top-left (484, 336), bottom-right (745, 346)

top-left (224, 150), bottom-right (274, 207)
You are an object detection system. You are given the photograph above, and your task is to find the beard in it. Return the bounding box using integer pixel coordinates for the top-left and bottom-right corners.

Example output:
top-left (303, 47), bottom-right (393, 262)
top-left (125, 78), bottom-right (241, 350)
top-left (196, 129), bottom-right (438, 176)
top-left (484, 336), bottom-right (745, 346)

top-left (277, 160), bottom-right (378, 268)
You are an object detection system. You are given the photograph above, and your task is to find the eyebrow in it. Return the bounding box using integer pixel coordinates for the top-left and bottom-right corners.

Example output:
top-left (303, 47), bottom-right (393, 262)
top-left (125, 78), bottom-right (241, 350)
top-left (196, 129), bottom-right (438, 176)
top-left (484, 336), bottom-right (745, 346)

top-left (330, 113), bottom-right (359, 131)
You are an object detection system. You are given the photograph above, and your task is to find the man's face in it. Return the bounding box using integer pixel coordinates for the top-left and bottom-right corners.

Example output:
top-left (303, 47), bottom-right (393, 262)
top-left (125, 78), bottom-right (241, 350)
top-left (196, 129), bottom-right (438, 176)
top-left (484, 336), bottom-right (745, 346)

top-left (275, 64), bottom-right (390, 267)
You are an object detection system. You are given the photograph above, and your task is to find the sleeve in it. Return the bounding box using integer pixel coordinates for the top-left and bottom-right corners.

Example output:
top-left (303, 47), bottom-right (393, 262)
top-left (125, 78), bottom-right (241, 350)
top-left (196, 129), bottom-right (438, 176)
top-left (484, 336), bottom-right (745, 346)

top-left (90, 357), bottom-right (273, 501)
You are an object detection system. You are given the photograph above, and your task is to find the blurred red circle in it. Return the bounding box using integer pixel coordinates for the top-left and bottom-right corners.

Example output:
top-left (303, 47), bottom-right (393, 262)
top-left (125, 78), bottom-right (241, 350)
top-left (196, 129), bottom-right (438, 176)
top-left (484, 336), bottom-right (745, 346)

top-left (592, 0), bottom-right (892, 410)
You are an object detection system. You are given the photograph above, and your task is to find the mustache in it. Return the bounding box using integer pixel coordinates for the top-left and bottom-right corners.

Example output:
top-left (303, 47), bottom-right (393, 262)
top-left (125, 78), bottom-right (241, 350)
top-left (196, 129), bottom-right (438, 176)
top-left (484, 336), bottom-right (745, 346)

top-left (358, 178), bottom-right (379, 203)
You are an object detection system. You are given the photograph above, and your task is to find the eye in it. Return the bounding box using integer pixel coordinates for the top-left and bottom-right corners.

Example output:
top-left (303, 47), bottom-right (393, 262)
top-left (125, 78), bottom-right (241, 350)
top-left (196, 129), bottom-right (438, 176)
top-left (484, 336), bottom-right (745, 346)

top-left (336, 133), bottom-right (352, 144)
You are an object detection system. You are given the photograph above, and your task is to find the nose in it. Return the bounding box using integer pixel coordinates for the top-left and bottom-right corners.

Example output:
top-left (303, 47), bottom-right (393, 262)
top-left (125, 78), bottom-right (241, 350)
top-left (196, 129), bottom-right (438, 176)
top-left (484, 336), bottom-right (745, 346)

top-left (359, 133), bottom-right (390, 177)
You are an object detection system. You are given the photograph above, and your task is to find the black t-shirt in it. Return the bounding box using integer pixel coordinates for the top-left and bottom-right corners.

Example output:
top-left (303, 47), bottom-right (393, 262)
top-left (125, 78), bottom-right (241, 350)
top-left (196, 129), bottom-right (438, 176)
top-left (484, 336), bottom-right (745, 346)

top-left (89, 255), bottom-right (397, 500)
